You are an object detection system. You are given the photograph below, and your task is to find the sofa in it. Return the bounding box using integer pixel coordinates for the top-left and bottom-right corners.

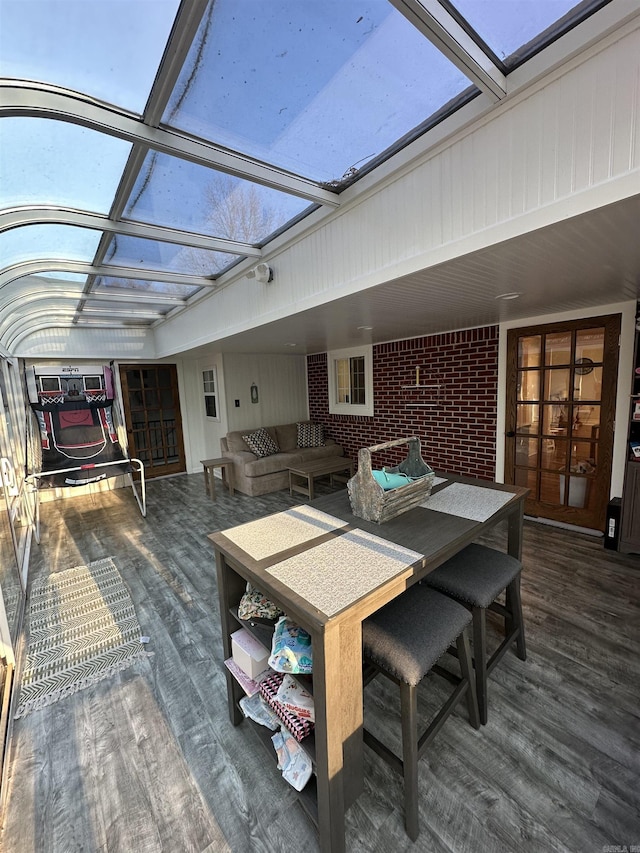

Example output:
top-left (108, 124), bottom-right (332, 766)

top-left (220, 421), bottom-right (344, 496)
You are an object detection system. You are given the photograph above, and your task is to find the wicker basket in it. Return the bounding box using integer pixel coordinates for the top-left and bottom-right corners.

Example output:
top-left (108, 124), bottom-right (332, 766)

top-left (347, 436), bottom-right (435, 523)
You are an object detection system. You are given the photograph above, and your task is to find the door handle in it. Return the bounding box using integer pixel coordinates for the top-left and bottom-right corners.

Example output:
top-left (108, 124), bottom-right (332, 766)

top-left (505, 431), bottom-right (515, 437)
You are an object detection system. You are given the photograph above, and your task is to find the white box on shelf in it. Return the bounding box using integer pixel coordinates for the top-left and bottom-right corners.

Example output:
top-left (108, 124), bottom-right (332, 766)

top-left (231, 628), bottom-right (270, 679)
top-left (224, 657), bottom-right (268, 696)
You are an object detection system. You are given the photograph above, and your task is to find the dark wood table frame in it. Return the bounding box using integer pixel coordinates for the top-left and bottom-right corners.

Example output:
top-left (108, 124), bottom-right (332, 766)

top-left (210, 473), bottom-right (528, 853)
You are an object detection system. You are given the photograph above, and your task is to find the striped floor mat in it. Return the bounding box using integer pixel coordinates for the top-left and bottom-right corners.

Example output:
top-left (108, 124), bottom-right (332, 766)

top-left (15, 557), bottom-right (146, 718)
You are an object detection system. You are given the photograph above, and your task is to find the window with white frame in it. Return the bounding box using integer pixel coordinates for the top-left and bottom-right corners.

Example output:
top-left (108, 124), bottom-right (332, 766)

top-left (202, 368), bottom-right (219, 419)
top-left (328, 346), bottom-right (373, 416)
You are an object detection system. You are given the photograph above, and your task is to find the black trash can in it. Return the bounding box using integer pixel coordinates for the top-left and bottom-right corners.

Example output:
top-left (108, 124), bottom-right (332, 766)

top-left (604, 497), bottom-right (622, 550)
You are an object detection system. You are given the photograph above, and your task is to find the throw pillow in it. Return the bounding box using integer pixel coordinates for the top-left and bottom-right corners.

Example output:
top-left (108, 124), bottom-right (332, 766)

top-left (242, 428), bottom-right (280, 458)
top-left (297, 421), bottom-right (325, 448)
top-left (275, 422), bottom-right (298, 452)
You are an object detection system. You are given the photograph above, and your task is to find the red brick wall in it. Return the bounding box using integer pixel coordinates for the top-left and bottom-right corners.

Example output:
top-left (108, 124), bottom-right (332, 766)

top-left (308, 326), bottom-right (499, 479)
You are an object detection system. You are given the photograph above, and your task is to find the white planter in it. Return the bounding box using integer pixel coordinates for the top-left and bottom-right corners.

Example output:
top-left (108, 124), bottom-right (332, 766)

top-left (559, 475), bottom-right (587, 508)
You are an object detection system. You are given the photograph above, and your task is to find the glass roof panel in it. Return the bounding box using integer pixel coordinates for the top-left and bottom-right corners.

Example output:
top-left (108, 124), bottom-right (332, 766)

top-left (82, 305), bottom-right (167, 318)
top-left (74, 317), bottom-right (156, 327)
top-left (32, 272), bottom-right (88, 284)
top-left (0, 0), bottom-right (620, 345)
top-left (0, 118), bottom-right (131, 211)
top-left (0, 223), bottom-right (102, 268)
top-left (93, 276), bottom-right (202, 299)
top-left (103, 233), bottom-right (241, 277)
top-left (163, 0), bottom-right (473, 183)
top-left (86, 298), bottom-right (174, 313)
top-left (9, 273), bottom-right (86, 294)
top-left (0, 0), bottom-right (180, 114)
top-left (446, 0), bottom-right (588, 63)
top-left (122, 152), bottom-right (311, 243)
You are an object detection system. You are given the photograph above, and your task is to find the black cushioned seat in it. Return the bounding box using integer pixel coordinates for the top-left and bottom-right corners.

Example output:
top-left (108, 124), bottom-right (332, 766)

top-left (424, 543), bottom-right (526, 725)
top-left (363, 583), bottom-right (480, 841)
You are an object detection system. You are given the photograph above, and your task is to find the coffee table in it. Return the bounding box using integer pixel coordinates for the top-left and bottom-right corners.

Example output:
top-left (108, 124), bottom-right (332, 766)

top-left (288, 456), bottom-right (354, 500)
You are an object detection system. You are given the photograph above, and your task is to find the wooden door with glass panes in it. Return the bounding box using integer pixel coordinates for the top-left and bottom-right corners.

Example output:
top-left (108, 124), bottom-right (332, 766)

top-left (505, 315), bottom-right (620, 531)
top-left (118, 364), bottom-right (186, 478)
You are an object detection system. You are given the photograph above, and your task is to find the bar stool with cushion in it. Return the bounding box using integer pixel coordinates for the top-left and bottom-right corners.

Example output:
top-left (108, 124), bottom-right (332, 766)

top-left (362, 584), bottom-right (480, 841)
top-left (424, 543), bottom-right (526, 725)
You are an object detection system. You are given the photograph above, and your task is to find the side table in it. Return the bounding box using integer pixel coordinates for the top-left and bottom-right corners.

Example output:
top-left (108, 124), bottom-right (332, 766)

top-left (201, 457), bottom-right (234, 499)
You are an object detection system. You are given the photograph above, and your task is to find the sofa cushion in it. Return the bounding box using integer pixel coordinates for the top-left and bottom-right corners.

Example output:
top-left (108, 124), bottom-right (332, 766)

top-left (297, 444), bottom-right (343, 462)
top-left (242, 428), bottom-right (280, 458)
top-left (275, 422), bottom-right (298, 452)
top-left (243, 451), bottom-right (301, 477)
top-left (226, 430), bottom-right (251, 453)
top-left (297, 422), bottom-right (325, 447)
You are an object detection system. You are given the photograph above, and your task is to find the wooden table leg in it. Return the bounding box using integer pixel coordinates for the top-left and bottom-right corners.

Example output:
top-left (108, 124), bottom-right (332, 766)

top-left (507, 499), bottom-right (524, 560)
top-left (312, 619), bottom-right (364, 853)
top-left (223, 464), bottom-right (234, 496)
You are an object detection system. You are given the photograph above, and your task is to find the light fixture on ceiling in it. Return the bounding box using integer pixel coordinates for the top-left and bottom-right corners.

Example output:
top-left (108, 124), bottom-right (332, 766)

top-left (494, 292), bottom-right (521, 301)
top-left (246, 262), bottom-right (273, 284)
top-left (357, 325), bottom-right (373, 330)
top-left (284, 342), bottom-right (297, 347)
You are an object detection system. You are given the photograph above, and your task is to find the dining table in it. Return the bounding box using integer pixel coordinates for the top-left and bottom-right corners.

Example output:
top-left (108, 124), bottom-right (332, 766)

top-left (209, 471), bottom-right (529, 853)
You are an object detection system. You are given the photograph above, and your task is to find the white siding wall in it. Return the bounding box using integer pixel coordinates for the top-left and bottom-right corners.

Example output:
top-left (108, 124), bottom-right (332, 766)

top-left (177, 351), bottom-right (308, 473)
top-left (154, 22), bottom-right (640, 356)
top-left (180, 352), bottom-right (228, 473)
top-left (222, 353), bottom-right (308, 433)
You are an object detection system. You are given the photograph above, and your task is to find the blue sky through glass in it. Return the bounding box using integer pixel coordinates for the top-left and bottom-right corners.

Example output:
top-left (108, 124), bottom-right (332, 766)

top-left (163, 0), bottom-right (472, 182)
top-left (94, 276), bottom-right (202, 298)
top-left (104, 233), bottom-right (241, 276)
top-left (0, 0), bottom-right (180, 113)
top-left (31, 272), bottom-right (87, 284)
top-left (123, 151), bottom-right (312, 243)
top-left (449, 0), bottom-right (581, 61)
top-left (1, 223), bottom-right (102, 268)
top-left (0, 118), bottom-right (131, 211)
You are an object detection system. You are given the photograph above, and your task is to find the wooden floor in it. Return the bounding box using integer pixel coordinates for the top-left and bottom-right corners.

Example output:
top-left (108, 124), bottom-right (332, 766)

top-left (1, 473), bottom-right (639, 852)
